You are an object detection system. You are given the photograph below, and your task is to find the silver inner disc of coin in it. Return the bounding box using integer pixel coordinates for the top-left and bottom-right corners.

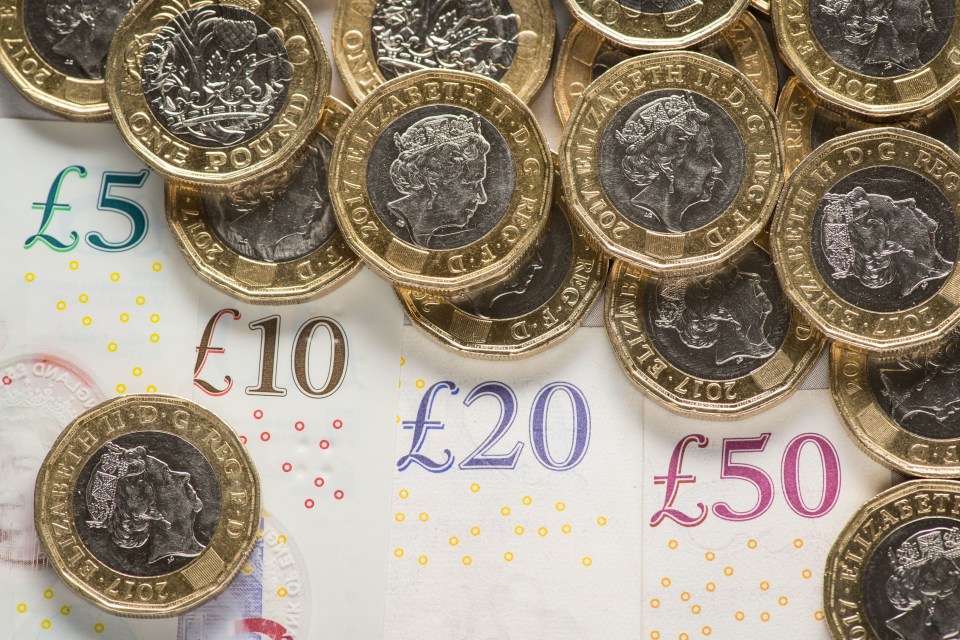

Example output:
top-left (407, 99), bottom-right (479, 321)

top-left (366, 104), bottom-right (516, 251)
top-left (74, 432), bottom-right (221, 577)
top-left (203, 134), bottom-right (337, 263)
top-left (371, 0), bottom-right (520, 82)
top-left (862, 518), bottom-right (960, 639)
top-left (140, 5), bottom-right (292, 148)
top-left (24, 0), bottom-right (135, 79)
top-left (598, 89), bottom-right (746, 234)
top-left (451, 205), bottom-right (573, 320)
top-left (643, 244), bottom-right (791, 380)
top-left (808, 0), bottom-right (954, 78)
top-left (868, 329), bottom-right (960, 439)
top-left (811, 165), bottom-right (958, 313)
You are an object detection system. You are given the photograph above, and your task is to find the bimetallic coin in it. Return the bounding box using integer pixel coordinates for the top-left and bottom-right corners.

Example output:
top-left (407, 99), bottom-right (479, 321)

top-left (0, 0), bottom-right (134, 118)
top-left (560, 51), bottom-right (784, 275)
top-left (561, 0), bottom-right (750, 51)
top-left (166, 96), bottom-right (360, 304)
top-left (778, 78), bottom-right (960, 175)
top-left (772, 128), bottom-right (960, 353)
top-left (774, 0), bottom-right (960, 116)
top-left (553, 13), bottom-right (778, 124)
top-left (605, 238), bottom-right (825, 418)
top-left (104, 0), bottom-right (330, 186)
top-left (832, 334), bottom-right (960, 478)
top-left (330, 69), bottom-right (552, 293)
top-left (397, 164), bottom-right (609, 359)
top-left (824, 479), bottom-right (960, 640)
top-left (333, 0), bottom-right (555, 106)
top-left (35, 394), bottom-right (260, 617)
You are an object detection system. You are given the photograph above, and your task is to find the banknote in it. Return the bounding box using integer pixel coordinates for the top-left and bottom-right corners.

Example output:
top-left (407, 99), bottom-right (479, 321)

top-left (0, 118), bottom-right (403, 639)
top-left (386, 326), bottom-right (892, 639)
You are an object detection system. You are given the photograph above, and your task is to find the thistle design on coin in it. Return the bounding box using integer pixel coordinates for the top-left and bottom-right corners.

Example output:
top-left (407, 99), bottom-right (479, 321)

top-left (35, 394), bottom-right (260, 617)
top-left (105, 0), bottom-right (330, 186)
top-left (332, 0), bottom-right (554, 105)
top-left (371, 0), bottom-right (519, 81)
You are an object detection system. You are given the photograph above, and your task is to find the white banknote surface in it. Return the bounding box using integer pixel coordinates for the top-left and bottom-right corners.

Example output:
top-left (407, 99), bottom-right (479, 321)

top-left (0, 1), bottom-right (897, 638)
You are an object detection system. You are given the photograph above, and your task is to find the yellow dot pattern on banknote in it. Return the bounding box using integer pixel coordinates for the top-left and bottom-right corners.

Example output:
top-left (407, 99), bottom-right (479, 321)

top-left (16, 587), bottom-right (111, 636)
top-left (26, 258), bottom-right (169, 395)
top-left (645, 536), bottom-right (822, 636)
top-left (390, 485), bottom-right (610, 568)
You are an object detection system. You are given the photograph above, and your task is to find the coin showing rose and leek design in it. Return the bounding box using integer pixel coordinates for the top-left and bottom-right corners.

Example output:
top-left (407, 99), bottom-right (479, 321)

top-left (553, 14), bottom-right (778, 124)
top-left (166, 96), bottom-right (360, 304)
top-left (823, 479), bottom-right (960, 640)
top-left (330, 69), bottom-right (552, 293)
top-left (560, 0), bottom-right (750, 51)
top-left (560, 51), bottom-right (783, 275)
top-left (605, 239), bottom-right (825, 418)
top-left (104, 0), bottom-right (330, 187)
top-left (397, 166), bottom-right (608, 359)
top-left (332, 0), bottom-right (555, 106)
top-left (832, 332), bottom-right (960, 478)
top-left (772, 128), bottom-right (960, 353)
top-left (774, 0), bottom-right (960, 116)
top-left (35, 394), bottom-right (260, 617)
top-left (0, 0), bottom-right (135, 118)
top-left (778, 78), bottom-right (960, 175)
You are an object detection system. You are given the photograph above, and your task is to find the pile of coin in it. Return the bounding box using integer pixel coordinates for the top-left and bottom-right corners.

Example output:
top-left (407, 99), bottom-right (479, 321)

top-left (7, 0), bottom-right (960, 628)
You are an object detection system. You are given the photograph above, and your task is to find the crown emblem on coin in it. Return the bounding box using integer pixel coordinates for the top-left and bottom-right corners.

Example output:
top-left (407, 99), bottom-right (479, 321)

top-left (86, 443), bottom-right (145, 526)
top-left (891, 528), bottom-right (960, 569)
top-left (394, 115), bottom-right (481, 155)
top-left (615, 92), bottom-right (707, 148)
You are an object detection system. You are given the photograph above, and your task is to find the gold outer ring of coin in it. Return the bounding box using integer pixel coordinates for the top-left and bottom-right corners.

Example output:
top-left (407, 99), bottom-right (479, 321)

top-left (0, 0), bottom-right (114, 119)
top-left (830, 341), bottom-right (960, 477)
top-left (329, 68), bottom-right (553, 294)
top-left (560, 50), bottom-right (784, 276)
top-left (165, 96), bottom-right (361, 304)
top-left (824, 479), bottom-right (960, 640)
top-left (771, 128), bottom-right (960, 353)
top-left (396, 161), bottom-right (609, 360)
top-left (34, 394), bottom-right (261, 617)
top-left (553, 13), bottom-right (778, 125)
top-left (777, 78), bottom-right (960, 175)
top-left (332, 0), bottom-right (556, 106)
top-left (773, 0), bottom-right (960, 116)
top-left (604, 242), bottom-right (826, 419)
top-left (104, 0), bottom-right (330, 187)
top-left (560, 0), bottom-right (750, 50)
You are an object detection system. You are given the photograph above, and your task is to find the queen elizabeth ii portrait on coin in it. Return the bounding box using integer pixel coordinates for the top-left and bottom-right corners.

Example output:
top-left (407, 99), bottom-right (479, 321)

top-left (600, 91), bottom-right (745, 234)
top-left (84, 442), bottom-right (208, 568)
top-left (385, 113), bottom-right (500, 250)
top-left (819, 182), bottom-right (955, 310)
top-left (876, 527), bottom-right (960, 639)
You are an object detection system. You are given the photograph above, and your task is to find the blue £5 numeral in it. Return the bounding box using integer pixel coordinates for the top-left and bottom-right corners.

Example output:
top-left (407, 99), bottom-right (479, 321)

top-left (25, 166), bottom-right (150, 253)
